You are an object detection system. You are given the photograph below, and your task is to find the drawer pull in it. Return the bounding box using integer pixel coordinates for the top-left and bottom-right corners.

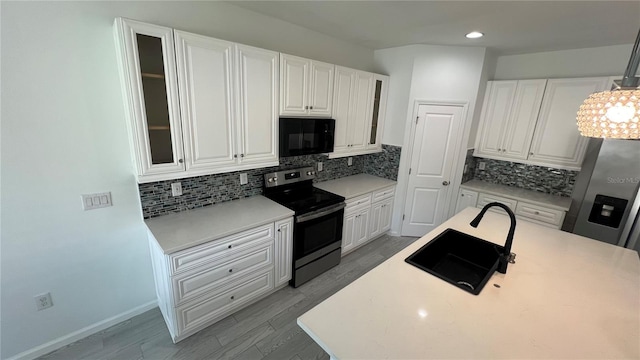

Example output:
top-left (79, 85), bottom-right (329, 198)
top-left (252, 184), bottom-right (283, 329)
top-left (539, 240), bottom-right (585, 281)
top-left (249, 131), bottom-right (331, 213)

top-left (534, 211), bottom-right (540, 215)
top-left (230, 295), bottom-right (235, 300)
top-left (228, 245), bottom-right (232, 249)
top-left (228, 269), bottom-right (233, 273)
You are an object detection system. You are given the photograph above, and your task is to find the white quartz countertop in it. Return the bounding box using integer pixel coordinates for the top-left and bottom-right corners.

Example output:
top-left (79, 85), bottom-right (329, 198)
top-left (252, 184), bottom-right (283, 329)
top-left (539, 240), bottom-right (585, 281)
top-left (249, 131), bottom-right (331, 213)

top-left (460, 179), bottom-right (572, 211)
top-left (145, 196), bottom-right (294, 254)
top-left (298, 207), bottom-right (640, 359)
top-left (314, 174), bottom-right (396, 199)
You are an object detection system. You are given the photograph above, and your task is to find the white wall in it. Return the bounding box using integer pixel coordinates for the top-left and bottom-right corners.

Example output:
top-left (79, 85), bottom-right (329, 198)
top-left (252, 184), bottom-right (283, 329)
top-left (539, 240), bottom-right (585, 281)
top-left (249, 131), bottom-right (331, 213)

top-left (373, 45), bottom-right (421, 146)
top-left (0, 2), bottom-right (373, 359)
top-left (494, 44), bottom-right (633, 80)
top-left (467, 50), bottom-right (497, 149)
top-left (374, 44), bottom-right (487, 235)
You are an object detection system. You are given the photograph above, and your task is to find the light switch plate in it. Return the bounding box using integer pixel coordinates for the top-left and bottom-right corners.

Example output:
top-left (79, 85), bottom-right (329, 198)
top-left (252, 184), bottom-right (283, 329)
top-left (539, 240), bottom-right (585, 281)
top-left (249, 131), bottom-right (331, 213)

top-left (171, 182), bottom-right (182, 197)
top-left (240, 173), bottom-right (248, 185)
top-left (478, 162), bottom-right (486, 170)
top-left (317, 162), bottom-right (323, 172)
top-left (81, 192), bottom-right (112, 210)
top-left (348, 157), bottom-right (353, 166)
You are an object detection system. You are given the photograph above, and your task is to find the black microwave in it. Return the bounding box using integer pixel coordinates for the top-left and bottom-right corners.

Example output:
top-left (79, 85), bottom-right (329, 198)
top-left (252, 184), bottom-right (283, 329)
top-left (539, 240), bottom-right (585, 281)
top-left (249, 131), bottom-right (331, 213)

top-left (279, 118), bottom-right (335, 157)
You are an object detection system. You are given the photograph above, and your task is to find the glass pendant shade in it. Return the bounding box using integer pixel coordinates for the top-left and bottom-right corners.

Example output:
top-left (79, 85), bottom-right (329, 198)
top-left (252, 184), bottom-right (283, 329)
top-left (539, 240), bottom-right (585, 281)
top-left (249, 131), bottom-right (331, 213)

top-left (577, 89), bottom-right (640, 139)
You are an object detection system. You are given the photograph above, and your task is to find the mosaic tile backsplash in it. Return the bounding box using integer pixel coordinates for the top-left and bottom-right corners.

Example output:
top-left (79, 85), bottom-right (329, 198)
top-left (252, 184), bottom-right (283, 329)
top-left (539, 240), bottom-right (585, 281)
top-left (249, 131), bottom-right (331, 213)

top-left (139, 144), bottom-right (402, 218)
top-left (364, 144), bottom-right (402, 181)
top-left (470, 156), bottom-right (578, 197)
top-left (461, 148), bottom-right (477, 183)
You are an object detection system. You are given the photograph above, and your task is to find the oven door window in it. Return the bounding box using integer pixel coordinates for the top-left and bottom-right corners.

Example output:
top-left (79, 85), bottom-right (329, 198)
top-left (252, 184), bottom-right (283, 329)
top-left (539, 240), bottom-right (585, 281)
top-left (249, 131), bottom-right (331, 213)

top-left (295, 209), bottom-right (344, 259)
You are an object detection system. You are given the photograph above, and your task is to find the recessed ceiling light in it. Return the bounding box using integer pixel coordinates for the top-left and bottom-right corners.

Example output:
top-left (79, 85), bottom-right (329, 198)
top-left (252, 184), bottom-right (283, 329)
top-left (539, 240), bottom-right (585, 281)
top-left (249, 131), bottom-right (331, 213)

top-left (466, 31), bottom-right (484, 39)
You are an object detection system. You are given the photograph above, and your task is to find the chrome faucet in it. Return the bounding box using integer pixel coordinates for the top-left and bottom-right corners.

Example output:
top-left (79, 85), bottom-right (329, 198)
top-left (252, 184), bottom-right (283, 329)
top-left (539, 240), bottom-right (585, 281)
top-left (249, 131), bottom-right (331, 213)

top-left (469, 202), bottom-right (517, 274)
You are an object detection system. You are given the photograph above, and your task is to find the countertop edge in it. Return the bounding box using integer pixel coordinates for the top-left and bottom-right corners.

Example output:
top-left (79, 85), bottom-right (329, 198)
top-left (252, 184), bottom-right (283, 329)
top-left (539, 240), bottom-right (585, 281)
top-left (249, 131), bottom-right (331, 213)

top-left (314, 174), bottom-right (397, 199)
top-left (459, 181), bottom-right (570, 211)
top-left (150, 211), bottom-right (294, 255)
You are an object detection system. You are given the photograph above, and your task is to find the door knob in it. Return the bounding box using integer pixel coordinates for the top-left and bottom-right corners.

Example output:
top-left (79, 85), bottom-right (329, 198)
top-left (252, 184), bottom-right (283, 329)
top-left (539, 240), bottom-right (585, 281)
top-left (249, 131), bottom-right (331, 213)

top-left (442, 181), bottom-right (450, 186)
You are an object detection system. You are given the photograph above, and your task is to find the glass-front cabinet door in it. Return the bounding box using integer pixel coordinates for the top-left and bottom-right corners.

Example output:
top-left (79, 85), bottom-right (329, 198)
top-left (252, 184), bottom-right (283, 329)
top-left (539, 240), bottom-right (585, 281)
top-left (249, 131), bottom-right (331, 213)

top-left (115, 18), bottom-right (185, 178)
top-left (367, 74), bottom-right (389, 150)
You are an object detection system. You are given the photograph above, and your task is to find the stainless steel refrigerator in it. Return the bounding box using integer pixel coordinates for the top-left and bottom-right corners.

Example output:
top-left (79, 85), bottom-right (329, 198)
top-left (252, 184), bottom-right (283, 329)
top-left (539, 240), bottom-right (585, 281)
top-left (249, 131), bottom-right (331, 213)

top-left (563, 139), bottom-right (640, 253)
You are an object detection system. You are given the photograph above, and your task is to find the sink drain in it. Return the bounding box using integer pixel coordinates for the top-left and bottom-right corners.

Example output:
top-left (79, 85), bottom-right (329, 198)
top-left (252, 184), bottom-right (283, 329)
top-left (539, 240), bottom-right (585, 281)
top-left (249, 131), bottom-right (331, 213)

top-left (456, 281), bottom-right (475, 290)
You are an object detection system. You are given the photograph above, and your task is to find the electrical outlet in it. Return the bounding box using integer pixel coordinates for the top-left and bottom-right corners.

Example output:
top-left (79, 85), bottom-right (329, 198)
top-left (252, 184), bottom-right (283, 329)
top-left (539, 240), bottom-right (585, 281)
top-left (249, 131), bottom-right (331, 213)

top-left (171, 182), bottom-right (182, 197)
top-left (464, 164), bottom-right (469, 174)
top-left (317, 162), bottom-right (323, 172)
top-left (478, 162), bottom-right (486, 170)
top-left (34, 292), bottom-right (53, 311)
top-left (348, 157), bottom-right (353, 166)
top-left (81, 192), bottom-right (112, 211)
top-left (239, 173), bottom-right (248, 185)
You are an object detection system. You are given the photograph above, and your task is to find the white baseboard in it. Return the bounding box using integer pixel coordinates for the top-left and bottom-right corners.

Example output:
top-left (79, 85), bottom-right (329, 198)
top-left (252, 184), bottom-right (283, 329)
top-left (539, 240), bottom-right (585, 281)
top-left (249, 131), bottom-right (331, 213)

top-left (6, 300), bottom-right (158, 360)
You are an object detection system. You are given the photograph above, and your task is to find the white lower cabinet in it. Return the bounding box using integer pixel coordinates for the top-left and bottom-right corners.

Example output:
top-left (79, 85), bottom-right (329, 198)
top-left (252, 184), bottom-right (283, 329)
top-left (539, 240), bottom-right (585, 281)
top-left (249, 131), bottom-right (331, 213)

top-left (370, 197), bottom-right (393, 239)
top-left (148, 219), bottom-right (292, 343)
top-left (274, 218), bottom-right (293, 287)
top-left (458, 188), bottom-right (566, 229)
top-left (455, 189), bottom-right (479, 214)
top-left (342, 186), bottom-right (395, 255)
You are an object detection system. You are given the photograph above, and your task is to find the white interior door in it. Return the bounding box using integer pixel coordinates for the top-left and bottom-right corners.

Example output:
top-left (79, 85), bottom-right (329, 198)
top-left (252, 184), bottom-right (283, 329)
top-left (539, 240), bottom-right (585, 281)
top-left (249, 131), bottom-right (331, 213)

top-left (402, 104), bottom-right (463, 237)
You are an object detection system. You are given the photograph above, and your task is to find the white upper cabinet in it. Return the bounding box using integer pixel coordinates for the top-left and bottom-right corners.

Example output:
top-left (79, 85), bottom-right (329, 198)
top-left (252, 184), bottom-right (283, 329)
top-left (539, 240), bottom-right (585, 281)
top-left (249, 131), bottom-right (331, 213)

top-left (475, 80), bottom-right (546, 161)
top-left (475, 81), bottom-right (518, 158)
top-left (367, 74), bottom-right (389, 151)
top-left (114, 18), bottom-right (185, 177)
top-left (475, 76), bottom-right (608, 170)
top-left (528, 77), bottom-right (609, 169)
top-left (174, 31), bottom-right (237, 172)
top-left (502, 80), bottom-right (547, 160)
top-left (235, 44), bottom-right (279, 167)
top-left (308, 61), bottom-right (334, 115)
top-left (115, 18), bottom-right (278, 182)
top-left (332, 67), bottom-right (355, 154)
top-left (330, 66), bottom-right (388, 158)
top-left (280, 54), bottom-right (334, 117)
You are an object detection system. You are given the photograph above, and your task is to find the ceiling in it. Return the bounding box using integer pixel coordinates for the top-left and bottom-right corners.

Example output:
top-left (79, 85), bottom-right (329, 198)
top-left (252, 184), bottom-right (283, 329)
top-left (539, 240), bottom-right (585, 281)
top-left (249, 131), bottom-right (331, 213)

top-left (229, 1), bottom-right (640, 55)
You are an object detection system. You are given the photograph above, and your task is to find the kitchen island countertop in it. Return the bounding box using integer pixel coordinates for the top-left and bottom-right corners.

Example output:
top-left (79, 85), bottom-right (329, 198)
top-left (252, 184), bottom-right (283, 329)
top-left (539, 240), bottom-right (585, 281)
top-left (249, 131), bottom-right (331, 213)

top-left (314, 174), bottom-right (396, 199)
top-left (298, 207), bottom-right (640, 359)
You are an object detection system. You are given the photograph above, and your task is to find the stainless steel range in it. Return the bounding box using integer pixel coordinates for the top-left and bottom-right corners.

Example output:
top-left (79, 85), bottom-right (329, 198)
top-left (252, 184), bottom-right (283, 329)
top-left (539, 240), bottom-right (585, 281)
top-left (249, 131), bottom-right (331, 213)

top-left (263, 167), bottom-right (345, 287)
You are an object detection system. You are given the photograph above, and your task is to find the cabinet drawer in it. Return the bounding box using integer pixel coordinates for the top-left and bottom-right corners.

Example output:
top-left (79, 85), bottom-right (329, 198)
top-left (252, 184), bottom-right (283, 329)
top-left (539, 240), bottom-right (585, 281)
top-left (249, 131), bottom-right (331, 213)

top-left (176, 269), bottom-right (274, 336)
top-left (372, 186), bottom-right (395, 202)
top-left (172, 239), bottom-right (273, 305)
top-left (170, 224), bottom-right (274, 275)
top-left (477, 193), bottom-right (517, 212)
top-left (515, 202), bottom-right (564, 227)
top-left (345, 193), bottom-right (372, 211)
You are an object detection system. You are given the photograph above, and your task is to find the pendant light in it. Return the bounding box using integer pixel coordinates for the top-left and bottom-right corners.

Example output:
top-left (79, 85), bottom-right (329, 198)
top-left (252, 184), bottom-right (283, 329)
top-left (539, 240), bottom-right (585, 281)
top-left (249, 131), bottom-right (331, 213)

top-left (577, 28), bottom-right (640, 139)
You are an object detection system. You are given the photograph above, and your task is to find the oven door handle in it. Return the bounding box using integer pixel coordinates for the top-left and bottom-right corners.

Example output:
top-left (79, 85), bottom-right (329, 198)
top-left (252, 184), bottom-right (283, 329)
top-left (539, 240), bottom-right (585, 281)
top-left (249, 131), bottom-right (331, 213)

top-left (296, 203), bottom-right (346, 223)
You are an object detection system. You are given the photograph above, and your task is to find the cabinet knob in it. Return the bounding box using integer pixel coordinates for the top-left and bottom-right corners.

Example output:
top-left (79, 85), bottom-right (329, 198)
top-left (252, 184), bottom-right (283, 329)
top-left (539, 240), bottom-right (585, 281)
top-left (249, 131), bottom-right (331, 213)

top-left (277, 228), bottom-right (281, 232)
top-left (234, 154), bottom-right (237, 158)
top-left (461, 194), bottom-right (465, 197)
top-left (534, 211), bottom-right (540, 215)
top-left (228, 245), bottom-right (232, 249)
top-left (310, 106), bottom-right (313, 110)
top-left (240, 154), bottom-right (244, 158)
top-left (230, 295), bottom-right (235, 300)
top-left (305, 106), bottom-right (309, 110)
top-left (442, 181), bottom-right (450, 186)
top-left (529, 152), bottom-right (534, 155)
top-left (178, 159), bottom-right (184, 163)
top-left (228, 269), bottom-right (233, 273)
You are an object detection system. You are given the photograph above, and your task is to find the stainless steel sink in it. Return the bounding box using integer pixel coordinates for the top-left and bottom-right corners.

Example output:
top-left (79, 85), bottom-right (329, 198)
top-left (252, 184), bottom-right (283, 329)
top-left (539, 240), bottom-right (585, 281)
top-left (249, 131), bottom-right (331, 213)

top-left (405, 228), bottom-right (504, 295)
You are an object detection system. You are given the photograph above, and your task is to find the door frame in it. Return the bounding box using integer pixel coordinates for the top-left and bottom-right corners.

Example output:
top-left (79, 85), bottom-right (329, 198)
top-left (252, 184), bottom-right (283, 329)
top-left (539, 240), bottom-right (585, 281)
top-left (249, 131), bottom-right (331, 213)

top-left (392, 100), bottom-right (469, 236)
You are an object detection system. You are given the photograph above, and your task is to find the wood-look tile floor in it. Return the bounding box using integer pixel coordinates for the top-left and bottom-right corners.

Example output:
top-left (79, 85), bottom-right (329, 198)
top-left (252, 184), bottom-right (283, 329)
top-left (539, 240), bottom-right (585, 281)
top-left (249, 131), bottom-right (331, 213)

top-left (39, 234), bottom-right (418, 360)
